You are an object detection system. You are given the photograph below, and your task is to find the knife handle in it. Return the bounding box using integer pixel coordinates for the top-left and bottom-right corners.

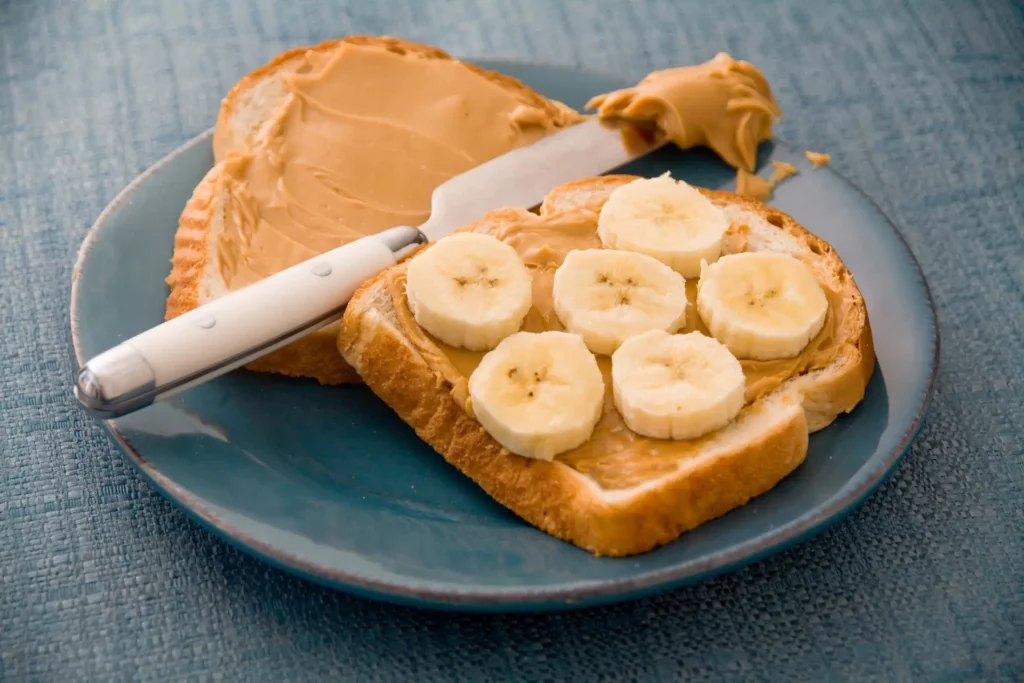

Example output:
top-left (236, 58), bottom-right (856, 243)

top-left (75, 225), bottom-right (427, 419)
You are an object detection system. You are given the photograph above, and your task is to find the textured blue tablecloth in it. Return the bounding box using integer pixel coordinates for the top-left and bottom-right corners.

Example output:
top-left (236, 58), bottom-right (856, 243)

top-left (2, 0), bottom-right (1022, 680)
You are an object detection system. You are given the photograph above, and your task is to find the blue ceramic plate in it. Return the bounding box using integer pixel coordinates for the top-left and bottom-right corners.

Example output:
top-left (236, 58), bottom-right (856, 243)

top-left (70, 61), bottom-right (938, 612)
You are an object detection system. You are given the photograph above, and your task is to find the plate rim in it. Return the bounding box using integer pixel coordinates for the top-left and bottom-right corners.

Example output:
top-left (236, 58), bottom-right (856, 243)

top-left (69, 59), bottom-right (940, 612)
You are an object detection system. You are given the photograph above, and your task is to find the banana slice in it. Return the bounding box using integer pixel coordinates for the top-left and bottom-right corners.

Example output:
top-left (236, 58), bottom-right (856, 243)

top-left (552, 249), bottom-right (687, 355)
top-left (468, 331), bottom-right (605, 460)
top-left (406, 232), bottom-right (532, 351)
top-left (696, 252), bottom-right (828, 360)
top-left (611, 330), bottom-right (745, 440)
top-left (597, 173), bottom-right (730, 277)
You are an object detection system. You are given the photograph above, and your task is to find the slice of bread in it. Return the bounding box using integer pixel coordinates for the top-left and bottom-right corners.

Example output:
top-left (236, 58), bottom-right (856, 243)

top-left (337, 175), bottom-right (875, 556)
top-left (167, 36), bottom-right (581, 384)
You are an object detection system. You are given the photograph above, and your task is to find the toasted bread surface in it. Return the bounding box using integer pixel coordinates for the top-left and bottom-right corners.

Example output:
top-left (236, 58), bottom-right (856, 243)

top-left (168, 36), bottom-right (580, 384)
top-left (337, 176), bottom-right (874, 556)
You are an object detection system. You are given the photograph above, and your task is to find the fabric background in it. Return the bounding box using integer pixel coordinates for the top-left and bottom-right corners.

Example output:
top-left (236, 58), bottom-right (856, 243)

top-left (1, 0), bottom-right (1022, 680)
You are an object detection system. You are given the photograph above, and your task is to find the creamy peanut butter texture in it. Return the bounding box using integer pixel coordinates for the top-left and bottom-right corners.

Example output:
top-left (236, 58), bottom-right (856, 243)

top-left (587, 52), bottom-right (781, 173)
top-left (733, 161), bottom-right (801, 202)
top-left (387, 207), bottom-right (842, 490)
top-left (216, 42), bottom-right (577, 289)
top-left (805, 150), bottom-right (831, 167)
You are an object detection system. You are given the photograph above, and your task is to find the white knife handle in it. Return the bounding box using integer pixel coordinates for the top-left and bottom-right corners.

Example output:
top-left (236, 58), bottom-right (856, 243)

top-left (75, 226), bottom-right (427, 419)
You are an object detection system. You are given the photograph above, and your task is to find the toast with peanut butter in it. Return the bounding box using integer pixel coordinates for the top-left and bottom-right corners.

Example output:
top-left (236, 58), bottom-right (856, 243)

top-left (337, 174), bottom-right (874, 557)
top-left (166, 36), bottom-right (581, 384)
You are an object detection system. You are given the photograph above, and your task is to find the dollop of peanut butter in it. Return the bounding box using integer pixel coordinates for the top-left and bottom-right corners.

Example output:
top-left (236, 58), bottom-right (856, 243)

top-left (769, 160), bottom-right (800, 185)
top-left (736, 169), bottom-right (775, 201)
top-left (387, 207), bottom-right (842, 490)
top-left (215, 42), bottom-right (579, 289)
top-left (586, 53), bottom-right (781, 172)
top-left (805, 150), bottom-right (831, 167)
top-left (734, 161), bottom-right (801, 201)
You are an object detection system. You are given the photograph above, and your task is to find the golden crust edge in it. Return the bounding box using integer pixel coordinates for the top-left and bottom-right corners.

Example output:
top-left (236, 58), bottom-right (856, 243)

top-left (339, 286), bottom-right (809, 557)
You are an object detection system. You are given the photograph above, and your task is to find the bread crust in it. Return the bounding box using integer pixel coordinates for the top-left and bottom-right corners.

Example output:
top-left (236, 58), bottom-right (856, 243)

top-left (171, 35), bottom-right (579, 384)
top-left (337, 176), bottom-right (875, 556)
top-left (341, 300), bottom-right (809, 556)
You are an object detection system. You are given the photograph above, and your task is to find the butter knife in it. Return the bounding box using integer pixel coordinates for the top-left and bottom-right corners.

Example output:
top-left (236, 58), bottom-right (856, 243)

top-left (75, 119), bottom-right (655, 418)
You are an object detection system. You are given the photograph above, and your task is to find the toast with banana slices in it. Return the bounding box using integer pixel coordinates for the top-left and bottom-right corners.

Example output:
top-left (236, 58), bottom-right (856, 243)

top-left (338, 174), bottom-right (874, 556)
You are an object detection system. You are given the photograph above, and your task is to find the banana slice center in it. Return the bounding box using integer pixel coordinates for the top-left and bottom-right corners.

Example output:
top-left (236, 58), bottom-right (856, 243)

top-left (441, 261), bottom-right (506, 301)
top-left (594, 272), bottom-right (643, 308)
top-left (725, 277), bottom-right (809, 327)
top-left (647, 201), bottom-right (703, 232)
top-left (503, 362), bottom-right (563, 402)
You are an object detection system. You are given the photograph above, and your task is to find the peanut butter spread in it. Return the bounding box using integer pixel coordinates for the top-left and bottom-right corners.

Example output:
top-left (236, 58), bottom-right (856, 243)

top-left (769, 160), bottom-right (800, 185)
top-left (734, 161), bottom-right (801, 201)
top-left (805, 150), bottom-right (831, 167)
top-left (736, 169), bottom-right (775, 201)
top-left (216, 42), bottom-right (578, 289)
top-left (586, 53), bottom-right (781, 173)
top-left (386, 207), bottom-right (842, 490)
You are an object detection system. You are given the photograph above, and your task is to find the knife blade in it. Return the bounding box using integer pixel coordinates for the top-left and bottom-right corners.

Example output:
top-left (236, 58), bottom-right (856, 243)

top-left (75, 118), bottom-right (656, 418)
top-left (418, 119), bottom-right (635, 239)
